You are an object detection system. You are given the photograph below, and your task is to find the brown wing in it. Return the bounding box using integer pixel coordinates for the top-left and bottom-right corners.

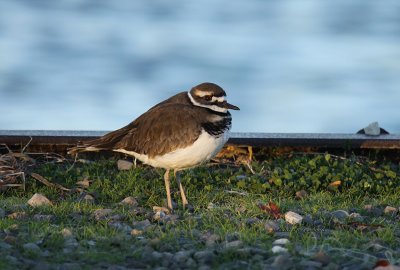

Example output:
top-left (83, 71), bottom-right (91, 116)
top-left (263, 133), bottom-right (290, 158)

top-left (69, 103), bottom-right (203, 158)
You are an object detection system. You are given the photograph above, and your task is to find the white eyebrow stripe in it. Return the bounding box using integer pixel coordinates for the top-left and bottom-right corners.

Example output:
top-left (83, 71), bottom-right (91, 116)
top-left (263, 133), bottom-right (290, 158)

top-left (211, 96), bottom-right (225, 102)
top-left (187, 92), bottom-right (228, 113)
top-left (194, 91), bottom-right (213, 97)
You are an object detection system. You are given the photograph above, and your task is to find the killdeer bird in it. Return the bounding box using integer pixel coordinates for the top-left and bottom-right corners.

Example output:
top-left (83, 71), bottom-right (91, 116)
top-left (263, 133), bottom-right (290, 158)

top-left (69, 82), bottom-right (239, 210)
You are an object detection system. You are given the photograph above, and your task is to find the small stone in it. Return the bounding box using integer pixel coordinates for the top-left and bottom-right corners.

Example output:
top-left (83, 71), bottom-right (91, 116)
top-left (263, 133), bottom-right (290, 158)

top-left (33, 214), bottom-right (55, 222)
top-left (207, 202), bottom-right (216, 209)
top-left (76, 179), bottom-right (90, 188)
top-left (64, 238), bottom-right (79, 248)
top-left (87, 240), bottom-right (96, 246)
top-left (349, 213), bottom-right (364, 222)
top-left (246, 217), bottom-right (260, 226)
top-left (133, 219), bottom-right (152, 231)
top-left (312, 251), bottom-right (331, 266)
top-left (185, 258), bottom-right (197, 268)
top-left (108, 221), bottom-right (132, 233)
top-left (77, 193), bottom-right (95, 204)
top-left (61, 228), bottom-right (73, 238)
top-left (194, 250), bottom-right (215, 264)
top-left (117, 160), bottom-right (134, 171)
top-left (153, 206), bottom-right (170, 214)
top-left (173, 250), bottom-right (193, 264)
top-left (23, 243), bottom-right (41, 252)
top-left (27, 193), bottom-right (52, 207)
top-left (284, 211), bottom-right (303, 224)
top-left (120, 197), bottom-right (138, 207)
top-left (271, 254), bottom-right (292, 270)
top-left (93, 209), bottom-right (113, 221)
top-left (131, 229), bottom-right (143, 236)
top-left (271, 246), bottom-right (288, 254)
top-left (8, 212), bottom-right (27, 220)
top-left (0, 208), bottom-right (5, 218)
top-left (224, 240), bottom-right (243, 250)
top-left (383, 206), bottom-right (398, 215)
top-left (153, 211), bottom-right (166, 221)
top-left (330, 210), bottom-right (349, 220)
top-left (363, 204), bottom-right (373, 210)
top-left (296, 190), bottom-right (308, 199)
top-left (264, 220), bottom-right (280, 233)
top-left (273, 238), bottom-right (290, 246)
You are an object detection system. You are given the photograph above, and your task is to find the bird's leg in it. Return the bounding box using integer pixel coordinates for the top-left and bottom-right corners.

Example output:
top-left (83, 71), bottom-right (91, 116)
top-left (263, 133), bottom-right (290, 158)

top-left (164, 169), bottom-right (173, 211)
top-left (174, 169), bottom-right (189, 208)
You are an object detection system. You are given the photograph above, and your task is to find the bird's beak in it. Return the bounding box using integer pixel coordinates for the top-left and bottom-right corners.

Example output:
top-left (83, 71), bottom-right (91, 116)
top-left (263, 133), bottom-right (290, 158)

top-left (223, 102), bottom-right (240, 110)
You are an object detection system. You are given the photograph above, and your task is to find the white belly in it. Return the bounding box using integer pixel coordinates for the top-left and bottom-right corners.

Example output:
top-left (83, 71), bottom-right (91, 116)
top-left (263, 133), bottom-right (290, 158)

top-left (116, 130), bottom-right (230, 169)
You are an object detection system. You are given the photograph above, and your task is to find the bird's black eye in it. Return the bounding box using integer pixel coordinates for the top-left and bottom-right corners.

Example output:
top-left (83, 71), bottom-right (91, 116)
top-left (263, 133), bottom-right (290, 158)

top-left (204, 96), bottom-right (212, 101)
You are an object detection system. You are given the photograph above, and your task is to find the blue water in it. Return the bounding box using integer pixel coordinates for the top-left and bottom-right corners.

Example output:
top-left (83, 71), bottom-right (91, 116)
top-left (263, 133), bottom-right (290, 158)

top-left (1, 0), bottom-right (399, 133)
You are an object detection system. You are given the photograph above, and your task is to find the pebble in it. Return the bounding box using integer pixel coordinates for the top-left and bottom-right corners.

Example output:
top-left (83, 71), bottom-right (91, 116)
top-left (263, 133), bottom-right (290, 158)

top-left (0, 208), bottom-right (5, 218)
top-left (61, 228), bottom-right (73, 238)
top-left (194, 250), bottom-right (215, 264)
top-left (271, 246), bottom-right (289, 254)
top-left (185, 258), bottom-right (197, 268)
top-left (245, 217), bottom-right (260, 226)
top-left (264, 220), bottom-right (280, 233)
top-left (78, 193), bottom-right (95, 204)
top-left (284, 211), bottom-right (303, 224)
top-left (271, 254), bottom-right (292, 270)
top-left (173, 250), bottom-right (193, 264)
top-left (23, 243), bottom-right (41, 253)
top-left (117, 159), bottom-right (134, 171)
top-left (224, 240), bottom-right (243, 250)
top-left (383, 206), bottom-right (398, 215)
top-left (153, 206), bottom-right (170, 214)
top-left (27, 193), bottom-right (52, 207)
top-left (349, 212), bottom-right (364, 222)
top-left (64, 238), bottom-right (79, 248)
top-left (120, 196), bottom-right (138, 207)
top-left (153, 211), bottom-right (166, 221)
top-left (33, 214), bottom-right (55, 222)
top-left (108, 221), bottom-right (132, 233)
top-left (312, 251), bottom-right (331, 266)
top-left (8, 212), bottom-right (27, 220)
top-left (330, 210), bottom-right (349, 220)
top-left (273, 238), bottom-right (290, 246)
top-left (131, 229), bottom-right (143, 236)
top-left (93, 209), bottom-right (113, 221)
top-left (133, 219), bottom-right (152, 231)
top-left (296, 190), bottom-right (308, 199)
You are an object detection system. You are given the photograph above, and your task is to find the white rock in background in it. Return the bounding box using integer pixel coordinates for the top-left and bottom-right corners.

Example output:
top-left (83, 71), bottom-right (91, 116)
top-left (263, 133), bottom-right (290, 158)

top-left (120, 196), bottom-right (138, 207)
top-left (27, 193), bottom-right (52, 207)
top-left (273, 238), bottom-right (290, 246)
top-left (272, 246), bottom-right (289, 254)
top-left (384, 206), bottom-right (398, 215)
top-left (117, 160), bottom-right (134, 171)
top-left (284, 211), bottom-right (303, 224)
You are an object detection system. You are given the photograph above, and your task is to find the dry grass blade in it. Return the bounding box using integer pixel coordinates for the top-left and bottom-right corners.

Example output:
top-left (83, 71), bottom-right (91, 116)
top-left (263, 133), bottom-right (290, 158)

top-left (30, 172), bottom-right (71, 192)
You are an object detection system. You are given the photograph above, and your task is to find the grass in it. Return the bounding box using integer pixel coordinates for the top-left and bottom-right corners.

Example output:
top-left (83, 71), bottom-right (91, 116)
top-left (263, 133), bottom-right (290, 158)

top-left (0, 152), bottom-right (399, 269)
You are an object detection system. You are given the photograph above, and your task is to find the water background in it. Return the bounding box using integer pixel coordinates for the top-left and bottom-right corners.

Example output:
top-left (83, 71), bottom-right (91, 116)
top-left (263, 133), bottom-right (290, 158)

top-left (1, 0), bottom-right (400, 133)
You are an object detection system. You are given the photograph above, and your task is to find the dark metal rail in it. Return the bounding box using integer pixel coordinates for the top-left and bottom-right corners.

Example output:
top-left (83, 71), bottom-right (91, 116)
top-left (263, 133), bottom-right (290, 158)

top-left (1, 130), bottom-right (400, 150)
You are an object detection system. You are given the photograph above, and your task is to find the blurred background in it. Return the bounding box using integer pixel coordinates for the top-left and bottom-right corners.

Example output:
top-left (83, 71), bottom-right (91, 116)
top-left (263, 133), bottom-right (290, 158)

top-left (0, 0), bottom-right (399, 133)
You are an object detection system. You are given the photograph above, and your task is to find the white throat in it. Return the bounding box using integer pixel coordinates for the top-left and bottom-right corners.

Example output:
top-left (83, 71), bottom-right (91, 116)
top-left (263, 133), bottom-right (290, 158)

top-left (187, 92), bottom-right (228, 113)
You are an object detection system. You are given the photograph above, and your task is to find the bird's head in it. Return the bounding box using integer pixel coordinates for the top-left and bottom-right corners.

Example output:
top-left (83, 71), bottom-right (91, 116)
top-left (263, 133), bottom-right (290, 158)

top-left (188, 82), bottom-right (240, 113)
